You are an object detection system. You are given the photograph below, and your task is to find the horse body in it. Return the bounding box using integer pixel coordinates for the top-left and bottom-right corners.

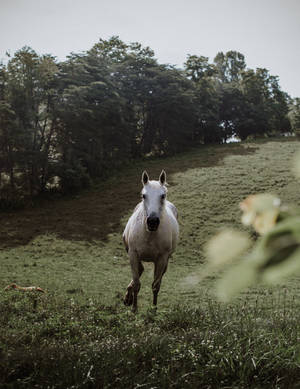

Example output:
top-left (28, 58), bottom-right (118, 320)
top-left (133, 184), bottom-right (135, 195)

top-left (124, 200), bottom-right (178, 260)
top-left (123, 171), bottom-right (179, 312)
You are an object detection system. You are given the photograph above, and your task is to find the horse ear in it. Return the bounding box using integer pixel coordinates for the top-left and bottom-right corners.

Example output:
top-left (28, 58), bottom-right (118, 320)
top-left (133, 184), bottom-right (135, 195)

top-left (142, 171), bottom-right (149, 185)
top-left (159, 170), bottom-right (166, 185)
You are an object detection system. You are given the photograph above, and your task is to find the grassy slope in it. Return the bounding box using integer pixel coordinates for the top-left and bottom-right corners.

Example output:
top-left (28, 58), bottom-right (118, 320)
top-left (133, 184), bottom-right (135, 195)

top-left (1, 139), bottom-right (300, 388)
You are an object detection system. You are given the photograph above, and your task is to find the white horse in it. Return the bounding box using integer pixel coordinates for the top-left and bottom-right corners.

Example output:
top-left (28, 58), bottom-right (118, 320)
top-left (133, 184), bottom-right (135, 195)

top-left (123, 170), bottom-right (179, 312)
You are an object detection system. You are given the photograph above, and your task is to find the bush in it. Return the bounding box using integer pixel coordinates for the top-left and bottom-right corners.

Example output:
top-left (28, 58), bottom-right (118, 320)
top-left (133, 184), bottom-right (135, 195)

top-left (56, 163), bottom-right (92, 194)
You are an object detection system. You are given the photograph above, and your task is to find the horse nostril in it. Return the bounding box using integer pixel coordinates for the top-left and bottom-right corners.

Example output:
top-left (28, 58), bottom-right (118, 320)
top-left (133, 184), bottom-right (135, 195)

top-left (147, 216), bottom-right (160, 230)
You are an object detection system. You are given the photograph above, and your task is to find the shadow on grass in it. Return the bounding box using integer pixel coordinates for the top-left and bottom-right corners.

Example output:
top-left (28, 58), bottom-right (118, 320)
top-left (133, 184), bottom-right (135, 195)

top-left (0, 143), bottom-right (258, 248)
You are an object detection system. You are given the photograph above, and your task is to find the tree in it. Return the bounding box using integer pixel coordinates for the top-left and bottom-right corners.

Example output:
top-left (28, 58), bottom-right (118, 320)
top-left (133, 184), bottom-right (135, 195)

top-left (214, 51), bottom-right (246, 83)
top-left (110, 39), bottom-right (159, 156)
top-left (0, 64), bottom-right (18, 204)
top-left (3, 47), bottom-right (59, 198)
top-left (184, 55), bottom-right (222, 143)
top-left (267, 75), bottom-right (291, 134)
top-left (145, 65), bottom-right (197, 154)
top-left (184, 55), bottom-right (216, 82)
top-left (217, 82), bottom-right (246, 140)
top-left (237, 68), bottom-right (291, 139)
top-left (288, 98), bottom-right (300, 136)
top-left (57, 44), bottom-right (132, 185)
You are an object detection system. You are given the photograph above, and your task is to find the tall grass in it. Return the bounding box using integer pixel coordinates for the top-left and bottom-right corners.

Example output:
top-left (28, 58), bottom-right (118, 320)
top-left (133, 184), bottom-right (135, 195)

top-left (0, 290), bottom-right (300, 388)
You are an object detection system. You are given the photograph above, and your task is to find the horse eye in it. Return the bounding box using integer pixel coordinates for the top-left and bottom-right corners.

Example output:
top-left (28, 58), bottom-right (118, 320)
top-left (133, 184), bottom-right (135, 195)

top-left (142, 194), bottom-right (146, 199)
top-left (161, 194), bottom-right (166, 200)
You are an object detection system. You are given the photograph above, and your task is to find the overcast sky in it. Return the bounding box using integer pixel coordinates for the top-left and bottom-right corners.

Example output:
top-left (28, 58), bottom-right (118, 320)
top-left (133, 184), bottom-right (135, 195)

top-left (1, 0), bottom-right (299, 97)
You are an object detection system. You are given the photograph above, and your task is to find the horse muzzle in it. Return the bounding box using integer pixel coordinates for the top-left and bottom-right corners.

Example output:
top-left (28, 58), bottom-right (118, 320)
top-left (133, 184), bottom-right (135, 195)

top-left (147, 215), bottom-right (160, 231)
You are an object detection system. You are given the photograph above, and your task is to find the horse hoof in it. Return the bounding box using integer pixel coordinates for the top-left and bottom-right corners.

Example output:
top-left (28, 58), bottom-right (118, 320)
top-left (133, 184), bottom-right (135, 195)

top-left (124, 294), bottom-right (133, 306)
top-left (132, 306), bottom-right (138, 313)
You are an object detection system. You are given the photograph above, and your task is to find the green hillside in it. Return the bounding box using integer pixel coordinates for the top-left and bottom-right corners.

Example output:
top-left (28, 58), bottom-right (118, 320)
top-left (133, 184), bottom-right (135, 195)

top-left (1, 139), bottom-right (300, 388)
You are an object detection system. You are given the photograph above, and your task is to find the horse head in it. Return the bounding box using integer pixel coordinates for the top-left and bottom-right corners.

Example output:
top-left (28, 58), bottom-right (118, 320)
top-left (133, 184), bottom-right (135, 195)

top-left (141, 170), bottom-right (167, 232)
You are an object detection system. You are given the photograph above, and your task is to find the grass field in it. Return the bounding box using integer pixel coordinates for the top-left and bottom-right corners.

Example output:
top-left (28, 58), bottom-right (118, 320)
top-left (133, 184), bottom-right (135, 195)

top-left (1, 138), bottom-right (300, 388)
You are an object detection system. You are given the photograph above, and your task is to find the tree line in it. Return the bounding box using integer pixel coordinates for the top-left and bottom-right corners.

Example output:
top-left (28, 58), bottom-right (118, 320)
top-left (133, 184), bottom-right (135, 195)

top-left (0, 36), bottom-right (299, 207)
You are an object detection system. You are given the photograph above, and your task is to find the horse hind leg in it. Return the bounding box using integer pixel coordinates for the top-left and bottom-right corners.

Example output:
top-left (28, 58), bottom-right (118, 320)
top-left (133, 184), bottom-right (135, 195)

top-left (124, 261), bottom-right (144, 310)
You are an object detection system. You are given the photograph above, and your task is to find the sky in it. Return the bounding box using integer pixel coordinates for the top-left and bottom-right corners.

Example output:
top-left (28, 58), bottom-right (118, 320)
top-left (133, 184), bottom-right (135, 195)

top-left (1, 0), bottom-right (299, 97)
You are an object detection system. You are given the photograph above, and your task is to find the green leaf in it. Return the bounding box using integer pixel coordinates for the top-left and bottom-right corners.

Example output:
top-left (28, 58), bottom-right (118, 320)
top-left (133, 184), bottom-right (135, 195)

top-left (205, 229), bottom-right (251, 268)
top-left (215, 260), bottom-right (257, 302)
top-left (261, 247), bottom-right (300, 284)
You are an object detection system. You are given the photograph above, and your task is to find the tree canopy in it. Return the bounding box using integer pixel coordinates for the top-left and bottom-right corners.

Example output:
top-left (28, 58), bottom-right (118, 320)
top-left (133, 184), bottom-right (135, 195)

top-left (0, 37), bottom-right (296, 207)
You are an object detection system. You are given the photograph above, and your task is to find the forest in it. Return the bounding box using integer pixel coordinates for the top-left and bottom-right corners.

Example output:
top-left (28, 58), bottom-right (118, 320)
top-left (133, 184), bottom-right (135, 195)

top-left (1, 36), bottom-right (300, 207)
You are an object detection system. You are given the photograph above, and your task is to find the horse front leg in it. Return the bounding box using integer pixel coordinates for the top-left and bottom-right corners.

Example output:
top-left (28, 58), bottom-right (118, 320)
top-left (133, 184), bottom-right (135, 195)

top-left (124, 253), bottom-right (144, 313)
top-left (152, 255), bottom-right (169, 307)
